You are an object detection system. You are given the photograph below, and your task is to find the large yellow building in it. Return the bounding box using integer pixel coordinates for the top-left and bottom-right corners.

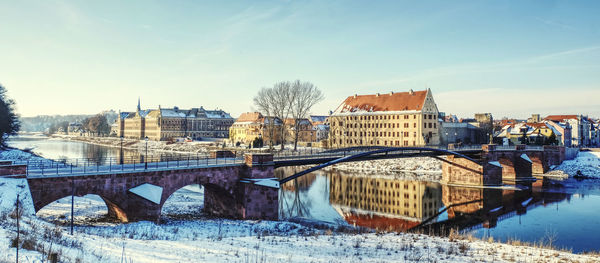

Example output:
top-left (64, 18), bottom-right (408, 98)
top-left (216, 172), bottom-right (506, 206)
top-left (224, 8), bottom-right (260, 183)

top-left (328, 89), bottom-right (441, 148)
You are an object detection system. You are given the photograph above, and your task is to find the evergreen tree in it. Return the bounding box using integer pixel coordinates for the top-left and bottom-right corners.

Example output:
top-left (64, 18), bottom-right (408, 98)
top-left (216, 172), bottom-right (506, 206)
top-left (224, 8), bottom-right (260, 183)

top-left (0, 84), bottom-right (20, 147)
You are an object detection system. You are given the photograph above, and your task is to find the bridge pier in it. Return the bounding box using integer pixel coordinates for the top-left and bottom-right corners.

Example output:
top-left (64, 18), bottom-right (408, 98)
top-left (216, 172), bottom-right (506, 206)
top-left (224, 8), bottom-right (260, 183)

top-left (441, 155), bottom-right (502, 186)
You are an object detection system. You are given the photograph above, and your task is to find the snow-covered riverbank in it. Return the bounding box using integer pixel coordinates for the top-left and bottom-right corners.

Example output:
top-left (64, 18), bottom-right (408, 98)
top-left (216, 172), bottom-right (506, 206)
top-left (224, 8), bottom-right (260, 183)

top-left (2, 178), bottom-right (599, 263)
top-left (546, 151), bottom-right (600, 179)
top-left (51, 135), bottom-right (216, 154)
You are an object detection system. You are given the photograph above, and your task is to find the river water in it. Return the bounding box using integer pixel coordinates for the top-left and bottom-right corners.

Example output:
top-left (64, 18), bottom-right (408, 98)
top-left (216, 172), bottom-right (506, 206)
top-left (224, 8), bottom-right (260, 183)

top-left (7, 135), bottom-right (600, 253)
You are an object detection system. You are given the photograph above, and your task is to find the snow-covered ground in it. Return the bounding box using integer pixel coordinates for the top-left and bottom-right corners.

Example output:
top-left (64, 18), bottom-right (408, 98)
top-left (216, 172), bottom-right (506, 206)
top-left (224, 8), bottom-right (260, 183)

top-left (0, 148), bottom-right (46, 162)
top-left (330, 157), bottom-right (443, 181)
top-left (54, 135), bottom-right (215, 154)
top-left (1, 175), bottom-right (599, 262)
top-left (546, 151), bottom-right (600, 179)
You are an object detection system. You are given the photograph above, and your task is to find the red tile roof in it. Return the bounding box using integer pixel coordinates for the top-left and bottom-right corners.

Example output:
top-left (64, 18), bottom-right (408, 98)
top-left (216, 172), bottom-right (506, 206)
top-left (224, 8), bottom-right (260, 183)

top-left (544, 115), bottom-right (578, 122)
top-left (334, 90), bottom-right (428, 114)
top-left (236, 112), bottom-right (263, 122)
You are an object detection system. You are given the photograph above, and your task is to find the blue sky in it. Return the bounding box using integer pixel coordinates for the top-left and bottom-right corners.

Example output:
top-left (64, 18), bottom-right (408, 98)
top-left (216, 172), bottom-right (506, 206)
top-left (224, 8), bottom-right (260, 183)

top-left (1, 0), bottom-right (599, 118)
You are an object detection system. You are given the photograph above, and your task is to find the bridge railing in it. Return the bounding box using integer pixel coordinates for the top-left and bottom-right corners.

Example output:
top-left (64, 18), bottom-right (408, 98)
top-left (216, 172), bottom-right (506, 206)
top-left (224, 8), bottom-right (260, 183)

top-left (19, 152), bottom-right (247, 178)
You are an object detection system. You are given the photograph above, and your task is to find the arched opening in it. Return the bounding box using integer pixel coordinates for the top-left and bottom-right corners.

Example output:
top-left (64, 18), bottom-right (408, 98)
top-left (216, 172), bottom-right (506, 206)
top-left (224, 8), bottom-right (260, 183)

top-left (36, 194), bottom-right (117, 224)
top-left (160, 184), bottom-right (204, 220)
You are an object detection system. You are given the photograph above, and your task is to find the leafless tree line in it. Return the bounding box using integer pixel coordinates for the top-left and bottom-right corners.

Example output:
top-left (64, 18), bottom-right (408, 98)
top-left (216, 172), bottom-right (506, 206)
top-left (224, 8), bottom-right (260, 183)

top-left (253, 80), bottom-right (324, 151)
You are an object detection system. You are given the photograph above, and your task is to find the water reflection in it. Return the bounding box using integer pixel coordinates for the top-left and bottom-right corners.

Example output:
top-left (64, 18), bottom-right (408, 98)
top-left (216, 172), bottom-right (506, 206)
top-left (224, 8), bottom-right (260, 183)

top-left (8, 135), bottom-right (201, 166)
top-left (329, 171), bottom-right (442, 231)
top-left (277, 167), bottom-right (574, 234)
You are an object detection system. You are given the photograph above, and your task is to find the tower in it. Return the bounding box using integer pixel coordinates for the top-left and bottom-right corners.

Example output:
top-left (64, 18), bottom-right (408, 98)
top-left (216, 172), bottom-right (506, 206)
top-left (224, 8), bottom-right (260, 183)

top-left (137, 97), bottom-right (141, 112)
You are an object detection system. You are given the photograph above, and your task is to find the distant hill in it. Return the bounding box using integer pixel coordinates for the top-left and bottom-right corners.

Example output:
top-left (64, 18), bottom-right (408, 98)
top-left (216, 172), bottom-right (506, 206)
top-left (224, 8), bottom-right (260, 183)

top-left (19, 110), bottom-right (118, 132)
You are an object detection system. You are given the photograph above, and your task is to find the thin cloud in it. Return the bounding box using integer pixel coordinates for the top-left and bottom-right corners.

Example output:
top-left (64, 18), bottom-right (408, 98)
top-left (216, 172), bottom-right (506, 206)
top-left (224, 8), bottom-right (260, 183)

top-left (355, 46), bottom-right (600, 90)
top-left (533, 16), bottom-right (577, 31)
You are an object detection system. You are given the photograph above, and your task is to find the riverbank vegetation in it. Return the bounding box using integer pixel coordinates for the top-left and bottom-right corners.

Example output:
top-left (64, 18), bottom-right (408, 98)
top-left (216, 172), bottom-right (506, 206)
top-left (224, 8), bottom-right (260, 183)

top-left (0, 84), bottom-right (20, 147)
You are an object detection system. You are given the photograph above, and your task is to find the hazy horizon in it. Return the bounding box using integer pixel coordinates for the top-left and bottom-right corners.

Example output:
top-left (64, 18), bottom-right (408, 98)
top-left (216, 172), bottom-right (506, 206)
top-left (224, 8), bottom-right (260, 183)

top-left (2, 1), bottom-right (599, 119)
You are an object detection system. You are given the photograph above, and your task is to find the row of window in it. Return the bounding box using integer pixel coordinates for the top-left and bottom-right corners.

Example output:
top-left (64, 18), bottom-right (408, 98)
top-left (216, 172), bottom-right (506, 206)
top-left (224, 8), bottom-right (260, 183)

top-left (338, 131), bottom-right (418, 137)
top-left (334, 139), bottom-right (418, 146)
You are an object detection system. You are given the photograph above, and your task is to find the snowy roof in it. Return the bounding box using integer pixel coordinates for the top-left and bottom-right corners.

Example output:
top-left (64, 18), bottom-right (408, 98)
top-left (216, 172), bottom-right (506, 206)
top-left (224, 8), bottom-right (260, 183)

top-left (158, 107), bottom-right (233, 119)
top-left (545, 115), bottom-right (579, 122)
top-left (310, 115), bottom-right (328, 123)
top-left (332, 89), bottom-right (428, 115)
top-left (235, 112), bottom-right (264, 122)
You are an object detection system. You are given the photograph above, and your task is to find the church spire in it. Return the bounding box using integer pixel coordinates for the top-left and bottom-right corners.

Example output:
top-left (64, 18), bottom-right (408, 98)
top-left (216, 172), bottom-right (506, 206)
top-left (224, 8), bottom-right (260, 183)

top-left (137, 97), bottom-right (141, 112)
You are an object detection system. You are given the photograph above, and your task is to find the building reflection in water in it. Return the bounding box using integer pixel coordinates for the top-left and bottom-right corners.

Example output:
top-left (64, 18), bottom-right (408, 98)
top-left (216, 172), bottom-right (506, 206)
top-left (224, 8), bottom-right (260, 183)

top-left (329, 171), bottom-right (442, 232)
top-left (423, 178), bottom-right (569, 234)
top-left (277, 167), bottom-right (570, 234)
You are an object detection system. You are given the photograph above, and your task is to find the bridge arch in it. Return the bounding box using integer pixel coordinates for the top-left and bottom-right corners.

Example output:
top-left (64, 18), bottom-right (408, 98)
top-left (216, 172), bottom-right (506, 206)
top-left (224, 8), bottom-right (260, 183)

top-left (160, 184), bottom-right (204, 218)
top-left (35, 193), bottom-right (127, 222)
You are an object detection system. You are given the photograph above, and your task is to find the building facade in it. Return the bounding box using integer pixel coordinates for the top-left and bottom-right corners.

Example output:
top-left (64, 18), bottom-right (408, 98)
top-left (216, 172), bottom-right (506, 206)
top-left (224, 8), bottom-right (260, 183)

top-left (284, 118), bottom-right (316, 143)
top-left (116, 105), bottom-right (234, 141)
top-left (545, 115), bottom-right (591, 147)
top-left (228, 112), bottom-right (283, 146)
top-left (328, 89), bottom-right (441, 148)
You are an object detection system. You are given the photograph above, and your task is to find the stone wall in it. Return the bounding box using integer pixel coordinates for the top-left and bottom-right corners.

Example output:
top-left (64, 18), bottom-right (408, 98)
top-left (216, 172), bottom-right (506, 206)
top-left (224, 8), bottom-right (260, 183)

top-left (0, 164), bottom-right (27, 177)
top-left (441, 156), bottom-right (502, 186)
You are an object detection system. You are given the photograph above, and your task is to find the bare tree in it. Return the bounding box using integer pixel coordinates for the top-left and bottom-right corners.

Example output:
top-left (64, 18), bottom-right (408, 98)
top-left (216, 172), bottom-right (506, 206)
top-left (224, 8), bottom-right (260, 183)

top-left (289, 80), bottom-right (324, 151)
top-left (271, 81), bottom-right (292, 150)
top-left (253, 87), bottom-right (276, 149)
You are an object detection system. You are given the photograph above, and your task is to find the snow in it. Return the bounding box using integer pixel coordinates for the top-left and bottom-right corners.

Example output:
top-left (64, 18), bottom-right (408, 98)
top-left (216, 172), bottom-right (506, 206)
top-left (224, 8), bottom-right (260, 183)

top-left (0, 148), bottom-right (46, 162)
top-left (488, 161), bottom-right (502, 168)
top-left (129, 183), bottom-right (164, 204)
top-left (246, 178), bottom-right (280, 188)
top-left (521, 197), bottom-right (533, 206)
top-left (546, 151), bottom-right (600, 179)
top-left (521, 154), bottom-right (532, 163)
top-left (489, 206), bottom-right (502, 213)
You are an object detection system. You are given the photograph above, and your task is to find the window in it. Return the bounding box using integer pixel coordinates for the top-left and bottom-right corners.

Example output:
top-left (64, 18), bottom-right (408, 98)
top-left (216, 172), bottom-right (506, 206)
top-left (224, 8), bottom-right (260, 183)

top-left (414, 123), bottom-right (417, 128)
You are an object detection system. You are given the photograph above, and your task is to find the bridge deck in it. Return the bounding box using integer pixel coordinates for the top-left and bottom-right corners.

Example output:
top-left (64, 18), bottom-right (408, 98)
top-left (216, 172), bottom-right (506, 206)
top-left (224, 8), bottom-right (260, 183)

top-left (274, 148), bottom-right (482, 168)
top-left (26, 158), bottom-right (244, 178)
top-left (22, 147), bottom-right (487, 178)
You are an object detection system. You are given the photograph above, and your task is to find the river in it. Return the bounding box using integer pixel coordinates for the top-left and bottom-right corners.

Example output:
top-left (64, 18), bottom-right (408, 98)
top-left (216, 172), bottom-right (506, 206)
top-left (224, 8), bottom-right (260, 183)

top-left (7, 135), bottom-right (600, 253)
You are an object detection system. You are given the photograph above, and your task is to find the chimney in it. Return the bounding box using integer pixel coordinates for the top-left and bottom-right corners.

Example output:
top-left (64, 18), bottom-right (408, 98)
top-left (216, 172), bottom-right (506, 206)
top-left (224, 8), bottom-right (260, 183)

top-left (409, 89), bottom-right (414, 95)
top-left (376, 93), bottom-right (380, 97)
top-left (353, 94), bottom-right (357, 98)
top-left (389, 91), bottom-right (394, 96)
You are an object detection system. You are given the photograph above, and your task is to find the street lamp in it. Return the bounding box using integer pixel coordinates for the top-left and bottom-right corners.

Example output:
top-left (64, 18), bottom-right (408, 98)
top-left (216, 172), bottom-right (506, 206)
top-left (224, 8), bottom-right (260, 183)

top-left (144, 136), bottom-right (149, 170)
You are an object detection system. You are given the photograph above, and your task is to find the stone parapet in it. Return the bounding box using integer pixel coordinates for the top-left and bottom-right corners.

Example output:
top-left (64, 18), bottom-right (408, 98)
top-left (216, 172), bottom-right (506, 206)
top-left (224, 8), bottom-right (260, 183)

top-left (244, 153), bottom-right (274, 167)
top-left (481, 144), bottom-right (496, 152)
top-left (210, 150), bottom-right (236, 159)
top-left (0, 164), bottom-right (27, 177)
